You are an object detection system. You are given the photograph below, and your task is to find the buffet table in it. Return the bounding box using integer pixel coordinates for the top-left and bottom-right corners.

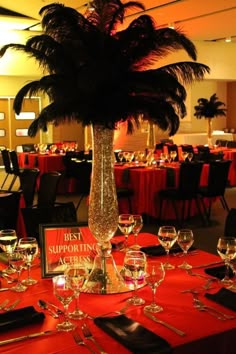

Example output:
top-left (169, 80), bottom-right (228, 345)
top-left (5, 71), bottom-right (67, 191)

top-left (0, 231), bottom-right (235, 354)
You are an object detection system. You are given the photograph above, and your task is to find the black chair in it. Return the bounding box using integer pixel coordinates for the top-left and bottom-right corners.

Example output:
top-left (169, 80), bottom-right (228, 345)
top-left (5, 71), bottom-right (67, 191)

top-left (0, 191), bottom-right (21, 230)
top-left (158, 162), bottom-right (205, 227)
top-left (224, 208), bottom-right (236, 237)
top-left (22, 144), bottom-right (35, 152)
top-left (198, 160), bottom-right (232, 224)
top-left (35, 171), bottom-right (61, 208)
top-left (226, 141), bottom-right (236, 148)
top-left (21, 202), bottom-right (78, 246)
top-left (117, 186), bottom-right (134, 213)
top-left (0, 149), bottom-right (15, 190)
top-left (160, 138), bottom-right (174, 144)
top-left (19, 168), bottom-right (40, 207)
top-left (181, 145), bottom-right (195, 154)
top-left (9, 150), bottom-right (25, 188)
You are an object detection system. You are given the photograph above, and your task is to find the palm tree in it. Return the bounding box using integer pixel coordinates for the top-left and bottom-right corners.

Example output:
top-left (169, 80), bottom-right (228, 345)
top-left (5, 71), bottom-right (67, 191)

top-left (0, 0), bottom-right (209, 137)
top-left (194, 93), bottom-right (226, 145)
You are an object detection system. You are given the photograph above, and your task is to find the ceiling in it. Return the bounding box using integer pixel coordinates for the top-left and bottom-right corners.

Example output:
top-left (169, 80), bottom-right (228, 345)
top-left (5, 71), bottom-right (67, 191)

top-left (0, 0), bottom-right (235, 43)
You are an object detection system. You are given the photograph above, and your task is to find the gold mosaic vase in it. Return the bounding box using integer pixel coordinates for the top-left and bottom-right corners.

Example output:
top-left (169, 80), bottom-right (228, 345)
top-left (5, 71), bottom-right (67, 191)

top-left (86, 125), bottom-right (124, 294)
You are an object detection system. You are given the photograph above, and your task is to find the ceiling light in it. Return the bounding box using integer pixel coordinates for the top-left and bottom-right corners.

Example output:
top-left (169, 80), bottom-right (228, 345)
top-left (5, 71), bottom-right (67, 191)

top-left (225, 37), bottom-right (232, 43)
top-left (168, 23), bottom-right (175, 29)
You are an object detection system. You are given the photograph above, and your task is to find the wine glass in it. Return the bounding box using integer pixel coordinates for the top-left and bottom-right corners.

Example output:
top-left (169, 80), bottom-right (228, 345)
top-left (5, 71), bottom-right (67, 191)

top-left (118, 214), bottom-right (134, 251)
top-left (18, 237), bottom-right (39, 285)
top-left (170, 150), bottom-right (177, 162)
top-left (182, 151), bottom-right (189, 161)
top-left (130, 215), bottom-right (143, 250)
top-left (217, 237), bottom-right (236, 285)
top-left (52, 274), bottom-right (76, 331)
top-left (157, 226), bottom-right (177, 270)
top-left (64, 262), bottom-right (88, 320)
top-left (9, 247), bottom-right (27, 292)
top-left (177, 229), bottom-right (194, 269)
top-left (0, 229), bottom-right (17, 274)
top-left (144, 261), bottom-right (165, 313)
top-left (117, 151), bottom-right (124, 162)
top-left (188, 152), bottom-right (194, 162)
top-left (123, 250), bottom-right (146, 305)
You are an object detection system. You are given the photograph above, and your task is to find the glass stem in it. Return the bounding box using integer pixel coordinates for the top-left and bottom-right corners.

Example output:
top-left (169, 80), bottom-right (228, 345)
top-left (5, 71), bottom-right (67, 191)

top-left (225, 260), bottom-right (230, 280)
top-left (166, 249), bottom-right (170, 264)
top-left (133, 278), bottom-right (138, 300)
top-left (27, 264), bottom-right (31, 280)
top-left (75, 292), bottom-right (80, 311)
top-left (151, 287), bottom-right (157, 305)
top-left (63, 304), bottom-right (70, 323)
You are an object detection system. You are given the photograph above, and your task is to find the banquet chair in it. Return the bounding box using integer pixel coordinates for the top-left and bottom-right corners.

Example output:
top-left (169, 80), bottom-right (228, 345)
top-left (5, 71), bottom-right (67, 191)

top-left (35, 171), bottom-right (61, 208)
top-left (181, 144), bottom-right (195, 154)
top-left (0, 149), bottom-right (15, 191)
top-left (9, 150), bottom-right (25, 186)
top-left (224, 208), bottom-right (236, 237)
top-left (198, 160), bottom-right (232, 224)
top-left (21, 202), bottom-right (78, 246)
top-left (19, 168), bottom-right (40, 207)
top-left (21, 144), bottom-right (35, 152)
top-left (0, 191), bottom-right (21, 230)
top-left (158, 162), bottom-right (205, 227)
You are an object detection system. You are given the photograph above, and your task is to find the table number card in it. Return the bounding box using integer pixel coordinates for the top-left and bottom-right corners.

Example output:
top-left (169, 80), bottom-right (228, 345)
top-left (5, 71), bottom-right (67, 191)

top-left (39, 223), bottom-right (97, 278)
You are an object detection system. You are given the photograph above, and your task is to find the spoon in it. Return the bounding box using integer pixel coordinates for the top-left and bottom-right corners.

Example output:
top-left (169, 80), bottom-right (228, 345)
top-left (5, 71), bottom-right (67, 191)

top-left (38, 300), bottom-right (59, 318)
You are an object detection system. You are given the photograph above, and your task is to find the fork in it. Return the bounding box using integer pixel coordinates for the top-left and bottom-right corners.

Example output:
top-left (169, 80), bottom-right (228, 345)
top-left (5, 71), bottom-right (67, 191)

top-left (82, 322), bottom-right (107, 354)
top-left (2, 299), bottom-right (20, 312)
top-left (192, 293), bottom-right (234, 320)
top-left (0, 299), bottom-right (9, 310)
top-left (72, 330), bottom-right (96, 353)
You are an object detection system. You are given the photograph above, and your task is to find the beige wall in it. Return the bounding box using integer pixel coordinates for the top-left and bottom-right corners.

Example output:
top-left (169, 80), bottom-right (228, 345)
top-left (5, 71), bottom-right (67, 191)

top-left (0, 31), bottom-right (236, 150)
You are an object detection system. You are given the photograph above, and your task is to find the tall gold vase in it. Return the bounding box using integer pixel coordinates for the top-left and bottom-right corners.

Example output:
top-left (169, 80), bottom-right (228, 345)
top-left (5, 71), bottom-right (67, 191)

top-left (207, 118), bottom-right (213, 147)
top-left (86, 125), bottom-right (124, 294)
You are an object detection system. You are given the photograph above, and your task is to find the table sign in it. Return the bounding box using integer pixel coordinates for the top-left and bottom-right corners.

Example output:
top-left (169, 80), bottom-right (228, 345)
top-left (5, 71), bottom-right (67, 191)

top-left (39, 223), bottom-right (97, 278)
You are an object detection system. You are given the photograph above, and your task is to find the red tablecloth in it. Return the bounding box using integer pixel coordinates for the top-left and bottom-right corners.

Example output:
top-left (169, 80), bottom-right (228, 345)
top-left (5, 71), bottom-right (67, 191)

top-left (0, 231), bottom-right (235, 354)
top-left (115, 163), bottom-right (209, 219)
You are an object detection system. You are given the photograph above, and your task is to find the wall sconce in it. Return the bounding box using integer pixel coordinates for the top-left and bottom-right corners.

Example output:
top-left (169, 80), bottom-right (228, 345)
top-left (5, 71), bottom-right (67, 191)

top-left (168, 23), bottom-right (175, 29)
top-left (225, 37), bottom-right (232, 43)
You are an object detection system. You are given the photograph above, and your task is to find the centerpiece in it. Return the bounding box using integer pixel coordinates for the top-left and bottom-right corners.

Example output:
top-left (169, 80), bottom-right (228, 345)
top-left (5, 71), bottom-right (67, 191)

top-left (194, 93), bottom-right (227, 147)
top-left (0, 0), bottom-right (209, 293)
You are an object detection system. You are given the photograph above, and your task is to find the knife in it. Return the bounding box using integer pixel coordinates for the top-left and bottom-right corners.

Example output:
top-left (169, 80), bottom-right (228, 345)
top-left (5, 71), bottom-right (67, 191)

top-left (0, 288), bottom-right (11, 292)
top-left (144, 311), bottom-right (186, 337)
top-left (192, 261), bottom-right (223, 269)
top-left (0, 330), bottom-right (57, 346)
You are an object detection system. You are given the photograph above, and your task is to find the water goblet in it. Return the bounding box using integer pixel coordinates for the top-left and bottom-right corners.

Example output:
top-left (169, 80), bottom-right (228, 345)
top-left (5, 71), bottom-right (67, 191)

top-left (177, 229), bottom-right (194, 269)
top-left (217, 237), bottom-right (236, 285)
top-left (123, 250), bottom-right (146, 305)
top-left (157, 226), bottom-right (177, 270)
top-left (118, 214), bottom-right (134, 252)
top-left (18, 237), bottom-right (39, 285)
top-left (64, 262), bottom-right (88, 320)
top-left (0, 229), bottom-right (17, 274)
top-left (182, 151), bottom-right (188, 161)
top-left (144, 261), bottom-right (165, 313)
top-left (170, 150), bottom-right (177, 162)
top-left (52, 274), bottom-right (76, 331)
top-left (130, 215), bottom-right (143, 250)
top-left (9, 247), bottom-right (27, 292)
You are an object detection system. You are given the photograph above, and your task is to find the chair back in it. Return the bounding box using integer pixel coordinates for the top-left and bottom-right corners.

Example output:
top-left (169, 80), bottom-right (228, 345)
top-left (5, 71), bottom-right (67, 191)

top-left (181, 144), bottom-right (194, 154)
top-left (166, 143), bottom-right (179, 161)
top-left (206, 160), bottom-right (232, 196)
top-left (19, 168), bottom-right (40, 207)
top-left (1, 149), bottom-right (12, 174)
top-left (37, 171), bottom-right (61, 207)
top-left (224, 208), bottom-right (236, 237)
top-left (22, 202), bottom-right (78, 245)
top-left (9, 150), bottom-right (20, 175)
top-left (179, 162), bottom-right (203, 197)
top-left (65, 160), bottom-right (92, 195)
top-left (22, 144), bottom-right (35, 152)
top-left (0, 191), bottom-right (21, 230)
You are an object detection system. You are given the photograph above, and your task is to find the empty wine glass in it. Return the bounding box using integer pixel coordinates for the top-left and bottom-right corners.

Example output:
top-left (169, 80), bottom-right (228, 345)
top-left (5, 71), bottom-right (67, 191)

top-left (170, 150), bottom-right (177, 162)
top-left (18, 237), bottom-right (39, 285)
top-left (0, 229), bottom-right (17, 274)
top-left (144, 261), bottom-right (165, 313)
top-left (182, 151), bottom-right (189, 161)
top-left (177, 229), bottom-right (194, 269)
top-left (9, 247), bottom-right (27, 292)
top-left (52, 274), bottom-right (76, 331)
top-left (64, 262), bottom-right (88, 320)
top-left (123, 250), bottom-right (146, 305)
top-left (130, 215), bottom-right (143, 250)
top-left (157, 226), bottom-right (177, 270)
top-left (217, 237), bottom-right (236, 285)
top-left (118, 151), bottom-right (124, 162)
top-left (188, 152), bottom-right (194, 162)
top-left (118, 214), bottom-right (134, 251)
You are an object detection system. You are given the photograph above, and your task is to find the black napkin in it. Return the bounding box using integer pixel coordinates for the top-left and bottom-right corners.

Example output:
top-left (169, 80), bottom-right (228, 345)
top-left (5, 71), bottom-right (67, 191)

top-left (204, 265), bottom-right (234, 280)
top-left (0, 306), bottom-right (45, 332)
top-left (122, 166), bottom-right (145, 184)
top-left (140, 244), bottom-right (196, 257)
top-left (205, 288), bottom-right (236, 312)
top-left (94, 315), bottom-right (172, 354)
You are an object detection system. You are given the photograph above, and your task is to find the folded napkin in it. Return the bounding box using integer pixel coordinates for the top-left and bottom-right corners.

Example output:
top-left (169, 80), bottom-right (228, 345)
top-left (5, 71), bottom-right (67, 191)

top-left (94, 315), bottom-right (172, 354)
top-left (204, 265), bottom-right (234, 280)
top-left (140, 244), bottom-right (196, 257)
top-left (0, 306), bottom-right (45, 332)
top-left (160, 166), bottom-right (175, 188)
top-left (205, 288), bottom-right (236, 312)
